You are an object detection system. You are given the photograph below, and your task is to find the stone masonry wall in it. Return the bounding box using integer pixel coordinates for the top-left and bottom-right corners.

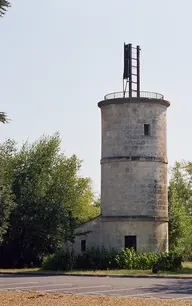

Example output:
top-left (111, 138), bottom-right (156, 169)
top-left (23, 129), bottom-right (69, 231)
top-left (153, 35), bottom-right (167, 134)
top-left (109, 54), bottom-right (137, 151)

top-left (101, 160), bottom-right (168, 217)
top-left (101, 220), bottom-right (168, 253)
top-left (73, 216), bottom-right (101, 254)
top-left (101, 102), bottom-right (167, 160)
top-left (100, 100), bottom-right (168, 219)
top-left (98, 98), bottom-right (170, 253)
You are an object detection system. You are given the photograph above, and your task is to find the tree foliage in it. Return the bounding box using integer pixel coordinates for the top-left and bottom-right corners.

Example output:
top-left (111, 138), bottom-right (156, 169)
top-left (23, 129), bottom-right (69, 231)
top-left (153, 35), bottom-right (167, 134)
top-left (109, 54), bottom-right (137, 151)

top-left (0, 0), bottom-right (11, 17)
top-left (0, 112), bottom-right (9, 123)
top-left (0, 140), bottom-right (15, 242)
top-left (0, 133), bottom-right (99, 268)
top-left (168, 161), bottom-right (192, 255)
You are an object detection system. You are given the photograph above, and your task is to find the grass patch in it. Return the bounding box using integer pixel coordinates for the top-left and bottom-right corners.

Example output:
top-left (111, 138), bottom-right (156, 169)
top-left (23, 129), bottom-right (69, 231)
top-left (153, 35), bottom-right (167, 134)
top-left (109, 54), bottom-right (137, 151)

top-left (64, 262), bottom-right (192, 275)
top-left (0, 262), bottom-right (192, 276)
top-left (66, 269), bottom-right (153, 275)
top-left (164, 261), bottom-right (192, 275)
top-left (0, 268), bottom-right (41, 273)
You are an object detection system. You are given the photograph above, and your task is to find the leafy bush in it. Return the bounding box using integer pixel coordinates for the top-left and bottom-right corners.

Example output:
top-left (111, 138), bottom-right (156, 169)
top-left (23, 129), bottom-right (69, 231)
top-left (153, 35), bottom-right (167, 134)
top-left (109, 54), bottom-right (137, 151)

top-left (115, 248), bottom-right (137, 269)
top-left (115, 248), bottom-right (158, 270)
top-left (157, 251), bottom-right (183, 271)
top-left (76, 247), bottom-right (120, 270)
top-left (42, 247), bottom-right (119, 271)
top-left (136, 252), bottom-right (158, 270)
top-left (42, 250), bottom-right (75, 271)
top-left (115, 248), bottom-right (182, 271)
top-left (42, 247), bottom-right (183, 272)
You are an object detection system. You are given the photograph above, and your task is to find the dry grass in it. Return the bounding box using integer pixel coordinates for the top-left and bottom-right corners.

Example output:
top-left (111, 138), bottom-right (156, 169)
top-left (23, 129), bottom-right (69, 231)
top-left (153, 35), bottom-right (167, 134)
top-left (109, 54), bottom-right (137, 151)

top-left (0, 292), bottom-right (191, 306)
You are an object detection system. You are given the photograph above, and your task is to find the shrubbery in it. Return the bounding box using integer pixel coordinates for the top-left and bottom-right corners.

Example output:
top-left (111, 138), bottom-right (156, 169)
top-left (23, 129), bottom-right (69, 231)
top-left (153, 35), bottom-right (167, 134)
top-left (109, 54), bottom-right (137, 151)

top-left (115, 248), bottom-right (158, 270)
top-left (75, 247), bottom-right (120, 270)
top-left (42, 247), bottom-right (183, 272)
top-left (42, 250), bottom-right (75, 271)
top-left (157, 251), bottom-right (183, 271)
top-left (116, 248), bottom-right (182, 271)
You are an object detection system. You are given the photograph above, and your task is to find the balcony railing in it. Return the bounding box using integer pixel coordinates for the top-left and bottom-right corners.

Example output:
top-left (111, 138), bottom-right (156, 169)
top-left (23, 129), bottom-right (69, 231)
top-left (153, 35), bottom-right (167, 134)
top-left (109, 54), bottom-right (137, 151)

top-left (104, 91), bottom-right (164, 100)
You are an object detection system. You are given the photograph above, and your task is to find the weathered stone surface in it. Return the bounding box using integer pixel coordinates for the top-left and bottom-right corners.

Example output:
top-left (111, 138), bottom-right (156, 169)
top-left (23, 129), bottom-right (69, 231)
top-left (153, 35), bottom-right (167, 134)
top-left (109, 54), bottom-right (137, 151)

top-left (101, 220), bottom-right (168, 253)
top-left (73, 97), bottom-right (170, 254)
top-left (101, 161), bottom-right (168, 217)
top-left (73, 216), bottom-right (101, 254)
top-left (101, 102), bottom-right (167, 160)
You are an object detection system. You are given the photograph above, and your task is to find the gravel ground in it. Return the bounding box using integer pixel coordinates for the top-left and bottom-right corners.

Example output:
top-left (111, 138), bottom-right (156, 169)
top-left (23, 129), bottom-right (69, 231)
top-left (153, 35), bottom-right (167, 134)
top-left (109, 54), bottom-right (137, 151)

top-left (0, 293), bottom-right (192, 306)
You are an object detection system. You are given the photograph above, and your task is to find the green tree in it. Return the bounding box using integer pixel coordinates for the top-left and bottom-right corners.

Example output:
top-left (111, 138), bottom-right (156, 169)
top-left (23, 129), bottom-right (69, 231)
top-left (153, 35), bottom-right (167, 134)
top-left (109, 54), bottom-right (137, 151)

top-left (0, 0), bottom-right (11, 17)
top-left (0, 139), bottom-right (15, 243)
top-left (182, 162), bottom-right (192, 215)
top-left (0, 133), bottom-right (99, 268)
top-left (73, 182), bottom-right (100, 224)
top-left (0, 112), bottom-right (8, 123)
top-left (168, 161), bottom-right (192, 254)
top-left (93, 196), bottom-right (100, 208)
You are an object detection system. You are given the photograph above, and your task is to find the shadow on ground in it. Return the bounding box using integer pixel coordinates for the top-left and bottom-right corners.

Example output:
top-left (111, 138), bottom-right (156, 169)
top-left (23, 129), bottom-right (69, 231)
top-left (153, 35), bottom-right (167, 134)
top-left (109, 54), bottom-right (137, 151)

top-left (140, 279), bottom-right (192, 296)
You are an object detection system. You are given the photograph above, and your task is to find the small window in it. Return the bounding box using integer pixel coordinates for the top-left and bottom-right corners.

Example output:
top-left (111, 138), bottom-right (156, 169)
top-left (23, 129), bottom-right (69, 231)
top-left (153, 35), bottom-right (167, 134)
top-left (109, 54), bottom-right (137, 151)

top-left (144, 124), bottom-right (151, 136)
top-left (81, 240), bottom-right (86, 252)
top-left (125, 236), bottom-right (137, 252)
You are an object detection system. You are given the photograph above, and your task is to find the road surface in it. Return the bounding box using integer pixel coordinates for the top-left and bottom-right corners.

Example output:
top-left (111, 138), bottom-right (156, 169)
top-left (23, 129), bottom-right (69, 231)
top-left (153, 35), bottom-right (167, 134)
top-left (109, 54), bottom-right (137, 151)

top-left (0, 274), bottom-right (191, 300)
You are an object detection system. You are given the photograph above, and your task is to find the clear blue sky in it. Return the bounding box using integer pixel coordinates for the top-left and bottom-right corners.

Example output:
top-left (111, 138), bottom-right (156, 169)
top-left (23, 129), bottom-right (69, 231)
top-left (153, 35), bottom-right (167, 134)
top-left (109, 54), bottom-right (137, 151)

top-left (1, 0), bottom-right (191, 193)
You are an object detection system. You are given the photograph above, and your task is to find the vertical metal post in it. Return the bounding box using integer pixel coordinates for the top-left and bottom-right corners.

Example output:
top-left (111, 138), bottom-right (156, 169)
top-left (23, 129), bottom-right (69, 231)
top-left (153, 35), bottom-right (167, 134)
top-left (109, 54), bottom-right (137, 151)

top-left (128, 44), bottom-right (132, 98)
top-left (137, 45), bottom-right (140, 98)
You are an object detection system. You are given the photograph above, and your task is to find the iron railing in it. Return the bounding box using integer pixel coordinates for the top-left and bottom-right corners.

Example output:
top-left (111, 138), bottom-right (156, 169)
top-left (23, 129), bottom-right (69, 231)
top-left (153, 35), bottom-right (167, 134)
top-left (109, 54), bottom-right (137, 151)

top-left (104, 91), bottom-right (164, 100)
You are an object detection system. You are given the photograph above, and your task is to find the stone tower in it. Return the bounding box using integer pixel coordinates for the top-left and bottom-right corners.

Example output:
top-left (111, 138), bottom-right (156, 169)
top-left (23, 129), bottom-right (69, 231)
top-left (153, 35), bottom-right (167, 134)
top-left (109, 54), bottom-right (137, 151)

top-left (73, 43), bottom-right (170, 255)
top-left (98, 44), bottom-right (170, 253)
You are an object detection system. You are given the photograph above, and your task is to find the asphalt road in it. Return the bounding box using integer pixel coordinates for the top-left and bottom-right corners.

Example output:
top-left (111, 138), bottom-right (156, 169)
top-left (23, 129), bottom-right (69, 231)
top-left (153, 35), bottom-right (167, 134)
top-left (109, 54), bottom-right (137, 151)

top-left (0, 275), bottom-right (191, 300)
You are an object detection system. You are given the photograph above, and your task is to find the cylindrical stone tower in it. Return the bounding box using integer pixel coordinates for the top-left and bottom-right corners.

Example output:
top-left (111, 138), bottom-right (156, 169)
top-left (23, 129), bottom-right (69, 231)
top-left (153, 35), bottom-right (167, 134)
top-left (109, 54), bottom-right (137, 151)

top-left (98, 95), bottom-right (170, 253)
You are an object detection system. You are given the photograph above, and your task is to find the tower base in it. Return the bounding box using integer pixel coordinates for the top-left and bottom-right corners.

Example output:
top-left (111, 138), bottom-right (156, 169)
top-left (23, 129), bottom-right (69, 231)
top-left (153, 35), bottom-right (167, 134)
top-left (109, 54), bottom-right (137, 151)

top-left (72, 216), bottom-right (168, 254)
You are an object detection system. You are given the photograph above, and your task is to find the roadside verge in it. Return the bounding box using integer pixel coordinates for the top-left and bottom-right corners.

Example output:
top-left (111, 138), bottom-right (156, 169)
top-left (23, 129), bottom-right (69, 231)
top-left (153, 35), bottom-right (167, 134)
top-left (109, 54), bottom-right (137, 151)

top-left (0, 271), bottom-right (192, 279)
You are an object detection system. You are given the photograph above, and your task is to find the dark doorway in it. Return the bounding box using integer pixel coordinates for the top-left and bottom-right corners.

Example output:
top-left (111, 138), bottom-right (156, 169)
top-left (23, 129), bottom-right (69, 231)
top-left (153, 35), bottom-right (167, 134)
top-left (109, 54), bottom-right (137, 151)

top-left (124, 236), bottom-right (137, 252)
top-left (81, 240), bottom-right (86, 252)
top-left (144, 124), bottom-right (151, 136)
